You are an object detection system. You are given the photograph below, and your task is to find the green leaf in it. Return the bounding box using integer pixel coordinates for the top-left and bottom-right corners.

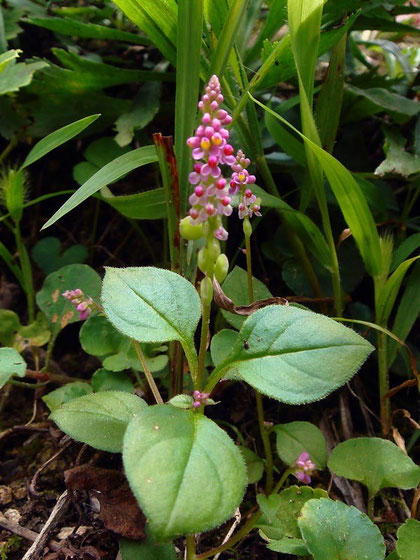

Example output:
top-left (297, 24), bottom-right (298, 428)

top-left (119, 536), bottom-right (177, 560)
top-left (388, 262), bottom-right (420, 367)
top-left (42, 382), bottom-right (93, 412)
top-left (0, 347), bottom-right (26, 388)
top-left (345, 85), bottom-right (420, 123)
top-left (240, 446), bottom-right (264, 484)
top-left (32, 237), bottom-right (88, 275)
top-left (0, 49), bottom-right (21, 73)
top-left (123, 405), bottom-right (246, 539)
top-left (328, 437), bottom-right (420, 496)
top-left (26, 16), bottom-right (151, 45)
top-left (102, 267), bottom-right (201, 349)
top-left (36, 264), bottom-right (101, 335)
top-left (175, 0), bottom-right (203, 217)
top-left (267, 537), bottom-right (309, 556)
top-left (0, 309), bottom-right (50, 351)
top-left (51, 391), bottom-right (147, 452)
top-left (113, 0), bottom-right (177, 66)
top-left (92, 369), bottom-right (134, 393)
top-left (298, 498), bottom-right (386, 560)
top-left (375, 127), bottom-right (420, 178)
top-left (99, 188), bottom-right (166, 220)
top-left (80, 314), bottom-right (168, 373)
top-left (376, 256), bottom-right (420, 325)
top-left (208, 305), bottom-right (374, 404)
top-left (251, 95), bottom-right (382, 277)
top-left (42, 146), bottom-right (157, 229)
top-left (257, 486), bottom-right (328, 541)
top-left (221, 266), bottom-right (272, 329)
top-left (391, 234), bottom-right (420, 272)
top-left (21, 114), bottom-right (100, 169)
top-left (274, 421), bottom-right (327, 468)
top-left (115, 82), bottom-right (161, 147)
top-left (396, 519), bottom-right (420, 560)
top-left (0, 59), bottom-right (47, 95)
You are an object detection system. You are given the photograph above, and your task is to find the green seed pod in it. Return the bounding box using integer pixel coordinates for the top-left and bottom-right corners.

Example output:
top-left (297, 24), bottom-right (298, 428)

top-left (214, 254), bottom-right (229, 284)
top-left (207, 237), bottom-right (221, 262)
top-left (200, 276), bottom-right (213, 306)
top-left (198, 247), bottom-right (208, 274)
top-left (179, 216), bottom-right (204, 241)
top-left (1, 168), bottom-right (26, 223)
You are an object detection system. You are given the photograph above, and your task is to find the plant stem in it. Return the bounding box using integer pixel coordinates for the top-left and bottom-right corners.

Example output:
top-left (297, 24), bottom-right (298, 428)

top-left (14, 222), bottom-right (35, 322)
top-left (367, 491), bottom-right (375, 520)
top-left (377, 330), bottom-right (390, 435)
top-left (256, 391), bottom-right (274, 494)
top-left (244, 220), bottom-right (274, 494)
top-left (42, 331), bottom-right (58, 372)
top-left (186, 535), bottom-right (196, 560)
top-left (0, 135), bottom-right (18, 165)
top-left (272, 467), bottom-right (293, 494)
top-left (132, 341), bottom-right (164, 404)
top-left (197, 297), bottom-right (211, 391)
top-left (196, 511), bottom-right (261, 560)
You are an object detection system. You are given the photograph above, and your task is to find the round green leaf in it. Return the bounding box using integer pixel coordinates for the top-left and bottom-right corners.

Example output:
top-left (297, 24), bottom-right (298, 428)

top-left (0, 347), bottom-right (26, 388)
top-left (32, 237), bottom-right (88, 275)
top-left (396, 519), bottom-right (420, 560)
top-left (123, 405), bottom-right (246, 540)
top-left (36, 264), bottom-right (101, 334)
top-left (257, 486), bottom-right (329, 540)
top-left (214, 305), bottom-right (374, 404)
top-left (298, 498), bottom-right (386, 560)
top-left (328, 438), bottom-right (420, 496)
top-left (51, 391), bottom-right (146, 452)
top-left (102, 267), bottom-right (201, 346)
top-left (274, 421), bottom-right (327, 468)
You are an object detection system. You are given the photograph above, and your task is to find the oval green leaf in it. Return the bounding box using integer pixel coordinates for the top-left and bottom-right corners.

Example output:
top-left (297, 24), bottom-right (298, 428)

top-left (328, 437), bottom-right (420, 496)
top-left (0, 347), bottom-right (26, 388)
top-left (102, 267), bottom-right (201, 346)
top-left (298, 498), bottom-right (386, 560)
top-left (210, 305), bottom-right (374, 404)
top-left (396, 519), bottom-right (420, 560)
top-left (51, 391), bottom-right (146, 452)
top-left (123, 405), bottom-right (246, 540)
top-left (274, 421), bottom-right (327, 468)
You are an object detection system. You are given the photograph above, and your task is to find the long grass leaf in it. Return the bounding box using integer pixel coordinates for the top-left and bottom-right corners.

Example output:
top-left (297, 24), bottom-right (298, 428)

top-left (21, 115), bottom-right (100, 169)
top-left (42, 146), bottom-right (157, 229)
top-left (251, 94), bottom-right (382, 277)
top-left (175, 0), bottom-right (203, 217)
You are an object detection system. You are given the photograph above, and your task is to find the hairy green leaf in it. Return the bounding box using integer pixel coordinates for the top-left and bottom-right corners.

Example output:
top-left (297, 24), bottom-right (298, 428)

top-left (123, 405), bottom-right (246, 539)
top-left (0, 347), bottom-right (26, 388)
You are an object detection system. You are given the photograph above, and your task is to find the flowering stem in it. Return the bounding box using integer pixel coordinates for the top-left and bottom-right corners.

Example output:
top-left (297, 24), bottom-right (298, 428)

top-left (197, 297), bottom-right (211, 391)
top-left (272, 468), bottom-right (293, 494)
top-left (186, 535), bottom-right (196, 560)
top-left (244, 218), bottom-right (274, 494)
top-left (14, 222), bottom-right (35, 322)
top-left (131, 341), bottom-right (164, 405)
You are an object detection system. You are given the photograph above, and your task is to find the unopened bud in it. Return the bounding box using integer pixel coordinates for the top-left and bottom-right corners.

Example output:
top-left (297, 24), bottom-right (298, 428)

top-left (200, 276), bottom-right (213, 306)
top-left (214, 254), bottom-right (229, 283)
top-left (179, 216), bottom-right (204, 241)
top-left (243, 216), bottom-right (252, 238)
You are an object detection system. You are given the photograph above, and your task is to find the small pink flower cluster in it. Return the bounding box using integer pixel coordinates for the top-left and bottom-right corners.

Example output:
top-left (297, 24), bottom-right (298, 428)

top-left (186, 75), bottom-right (260, 241)
top-left (229, 150), bottom-right (261, 220)
top-left (294, 451), bottom-right (316, 484)
top-left (193, 390), bottom-right (210, 409)
top-left (62, 289), bottom-right (94, 321)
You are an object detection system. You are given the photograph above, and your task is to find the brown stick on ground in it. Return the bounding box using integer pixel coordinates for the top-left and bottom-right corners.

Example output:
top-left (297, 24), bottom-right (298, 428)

top-left (0, 519), bottom-right (61, 551)
top-left (21, 490), bottom-right (69, 560)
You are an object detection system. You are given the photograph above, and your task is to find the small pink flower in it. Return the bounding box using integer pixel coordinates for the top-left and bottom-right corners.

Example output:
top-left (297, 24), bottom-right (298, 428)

top-left (293, 451), bottom-right (316, 484)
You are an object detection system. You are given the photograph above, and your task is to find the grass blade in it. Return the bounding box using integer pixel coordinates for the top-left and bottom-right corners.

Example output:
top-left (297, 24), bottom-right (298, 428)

top-left (21, 114), bottom-right (100, 169)
top-left (42, 146), bottom-right (157, 229)
top-left (175, 0), bottom-right (203, 218)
